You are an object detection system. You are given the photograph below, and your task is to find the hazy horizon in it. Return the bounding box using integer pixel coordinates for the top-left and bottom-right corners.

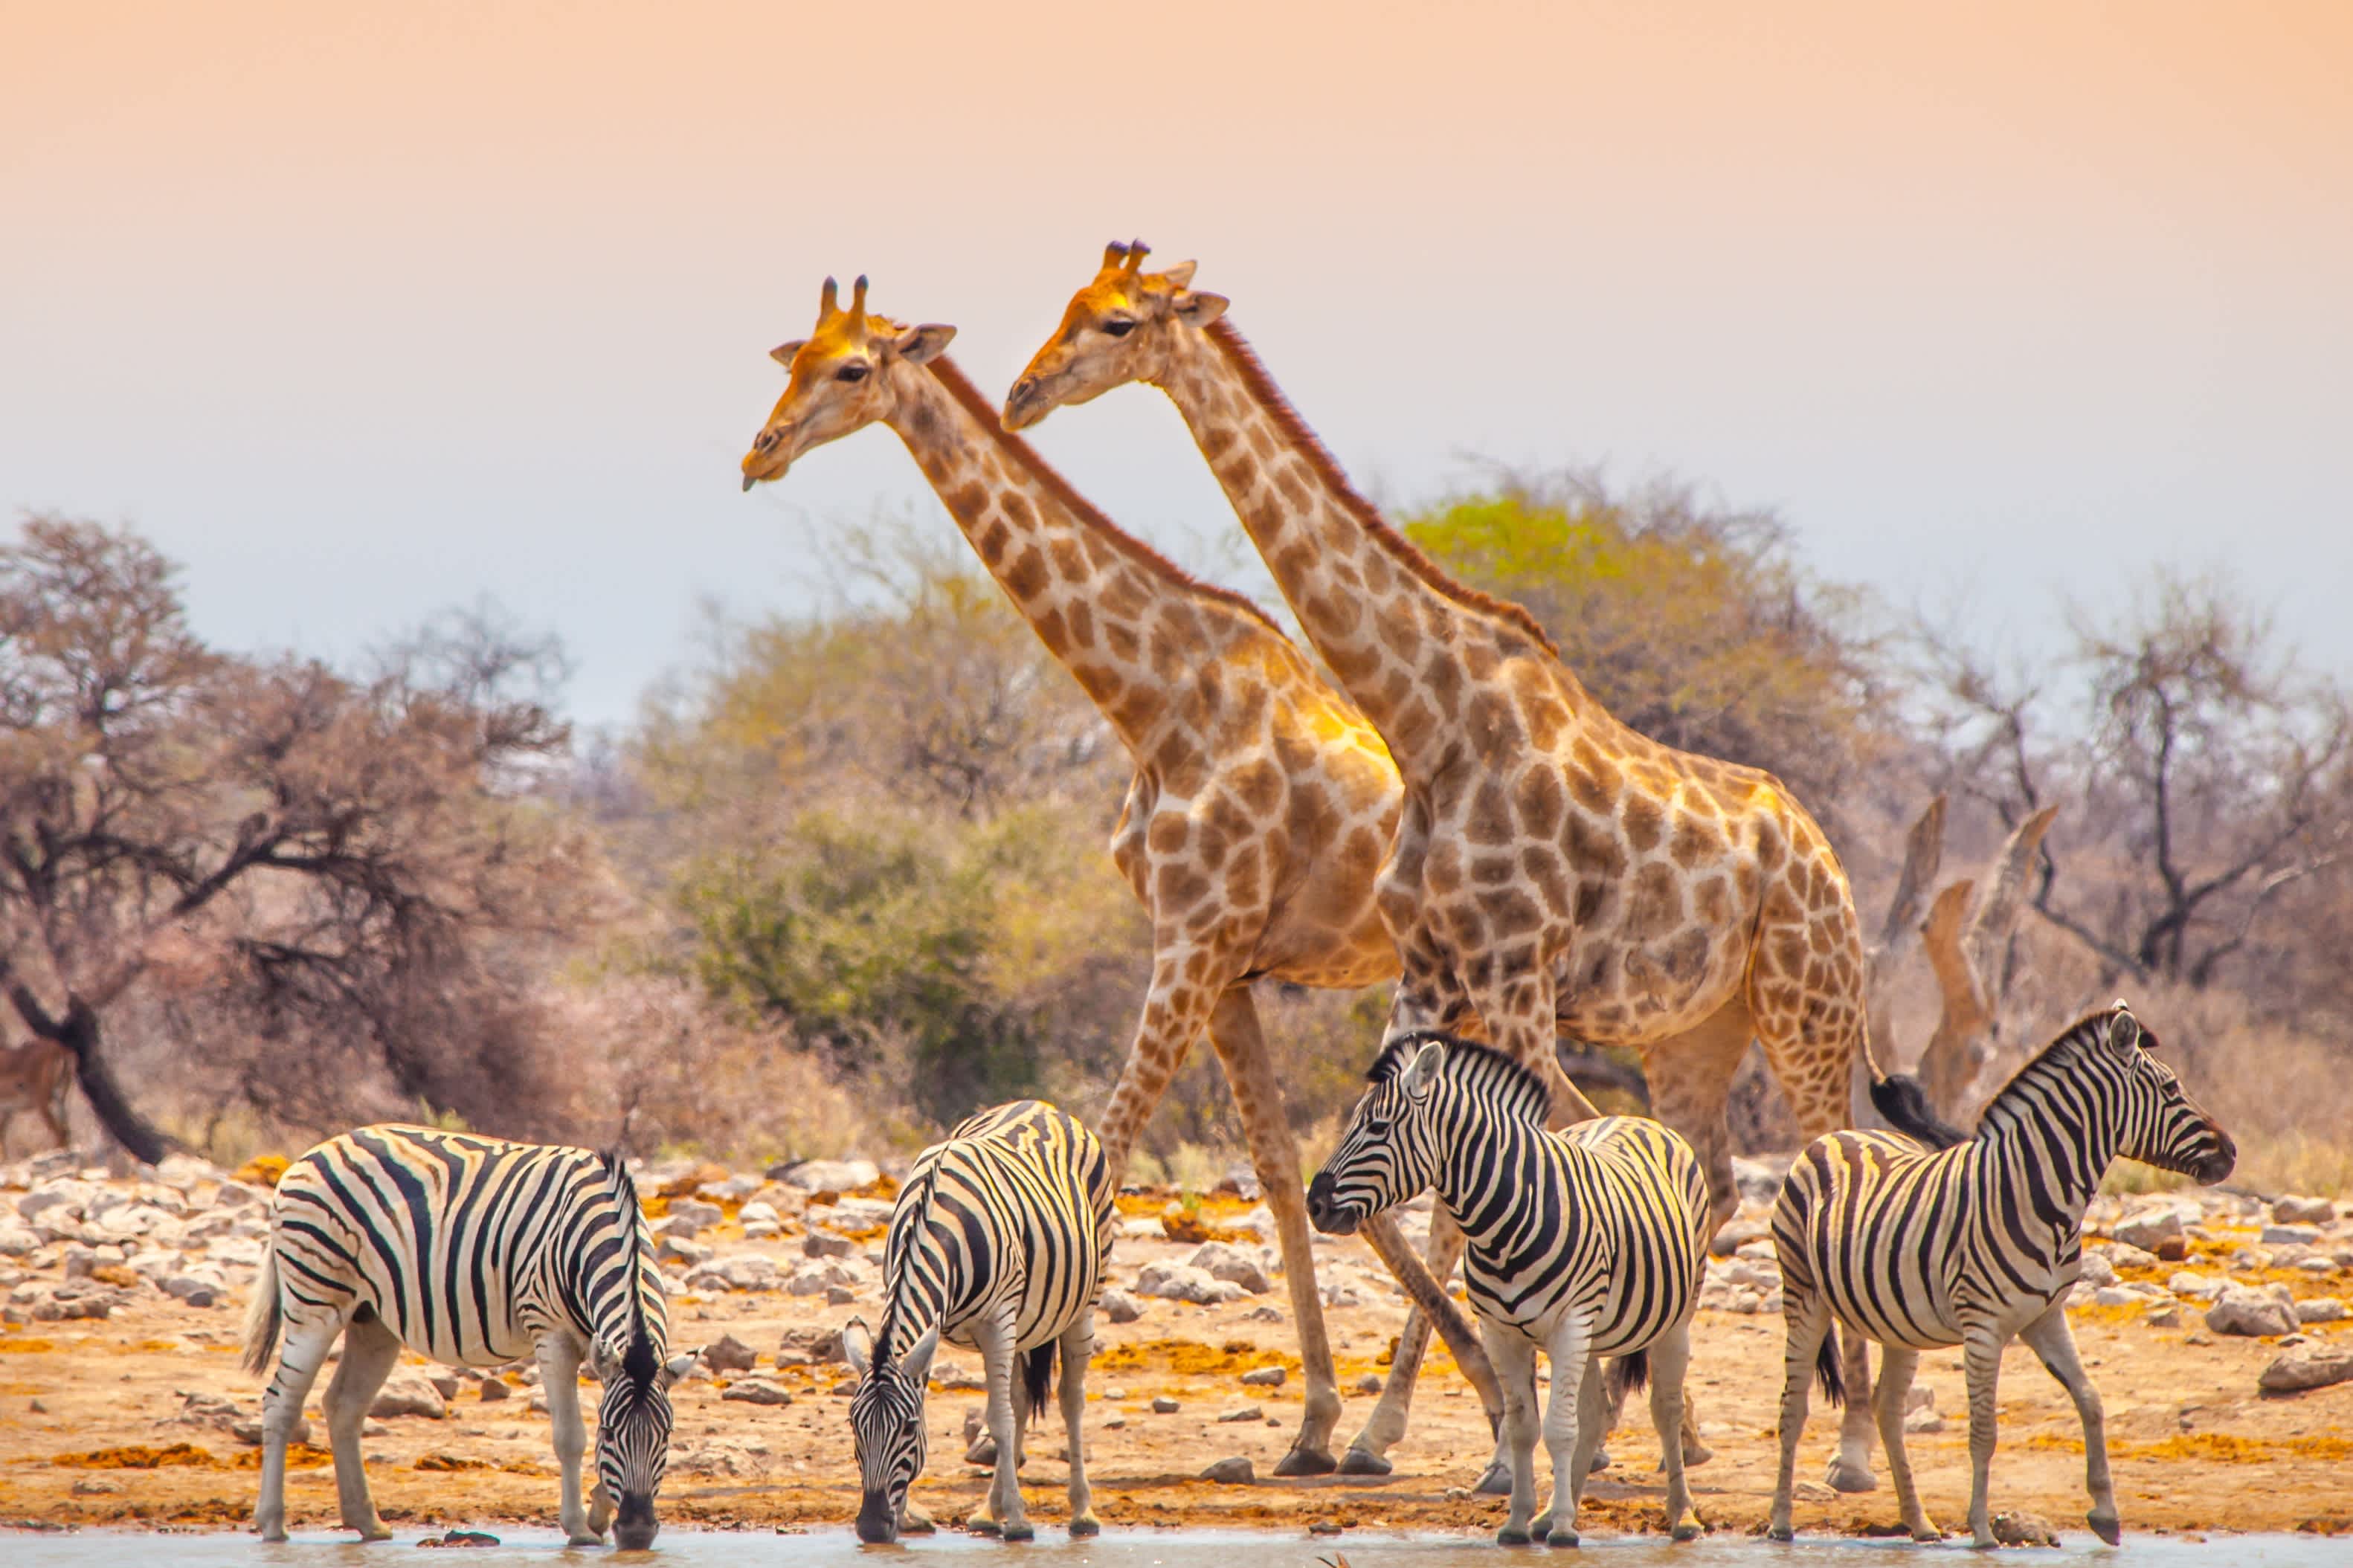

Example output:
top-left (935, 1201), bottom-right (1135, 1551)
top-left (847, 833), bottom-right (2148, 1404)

top-left (7, 1), bottom-right (2349, 727)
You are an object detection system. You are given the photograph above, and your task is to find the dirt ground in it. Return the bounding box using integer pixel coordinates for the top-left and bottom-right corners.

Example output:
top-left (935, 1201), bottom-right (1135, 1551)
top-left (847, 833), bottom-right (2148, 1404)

top-left (4, 1175), bottom-right (2352, 1545)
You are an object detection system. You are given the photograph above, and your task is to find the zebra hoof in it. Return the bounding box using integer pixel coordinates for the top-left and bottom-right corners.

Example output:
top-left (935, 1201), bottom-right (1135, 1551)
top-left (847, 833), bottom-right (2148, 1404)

top-left (1823, 1456), bottom-right (1878, 1494)
top-left (1474, 1459), bottom-right (1514, 1496)
top-left (1497, 1526), bottom-right (1533, 1546)
top-left (1670, 1520), bottom-right (1702, 1543)
top-left (1001, 1522), bottom-right (1035, 1543)
top-left (1545, 1526), bottom-right (1580, 1548)
top-left (2088, 1510), bottom-right (2121, 1546)
top-left (1337, 1448), bottom-right (1393, 1477)
top-left (1767, 1524), bottom-right (1794, 1543)
top-left (966, 1516), bottom-right (1002, 1537)
top-left (1069, 1515), bottom-right (1101, 1539)
top-left (1275, 1443), bottom-right (1339, 1477)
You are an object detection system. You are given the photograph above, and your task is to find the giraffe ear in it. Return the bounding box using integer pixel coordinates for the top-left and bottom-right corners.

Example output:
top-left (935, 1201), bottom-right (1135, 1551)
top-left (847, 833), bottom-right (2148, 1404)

top-left (1158, 259), bottom-right (1199, 289)
top-left (770, 339), bottom-right (808, 367)
top-left (892, 323), bottom-right (956, 365)
top-left (1171, 290), bottom-right (1228, 329)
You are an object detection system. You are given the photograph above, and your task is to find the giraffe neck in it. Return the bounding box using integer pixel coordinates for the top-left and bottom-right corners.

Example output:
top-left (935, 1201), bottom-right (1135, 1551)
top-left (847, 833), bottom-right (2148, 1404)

top-left (884, 356), bottom-right (1275, 755)
top-left (1152, 319), bottom-right (1572, 771)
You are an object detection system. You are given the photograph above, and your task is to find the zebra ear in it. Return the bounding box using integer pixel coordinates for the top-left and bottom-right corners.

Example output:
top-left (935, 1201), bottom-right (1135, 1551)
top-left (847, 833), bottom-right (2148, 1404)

top-left (588, 1338), bottom-right (622, 1382)
top-left (901, 1321), bottom-right (943, 1388)
top-left (2104, 1004), bottom-right (2141, 1057)
top-left (661, 1350), bottom-right (700, 1388)
top-left (1403, 1040), bottom-right (1446, 1097)
top-left (841, 1317), bottom-right (874, 1377)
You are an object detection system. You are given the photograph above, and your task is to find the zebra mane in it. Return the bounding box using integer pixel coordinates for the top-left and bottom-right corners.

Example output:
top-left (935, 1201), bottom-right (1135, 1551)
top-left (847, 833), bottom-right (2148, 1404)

top-left (1972, 1006), bottom-right (2141, 1135)
top-left (872, 1161), bottom-right (944, 1365)
top-left (598, 1149), bottom-right (661, 1386)
top-left (1368, 1030), bottom-right (1553, 1122)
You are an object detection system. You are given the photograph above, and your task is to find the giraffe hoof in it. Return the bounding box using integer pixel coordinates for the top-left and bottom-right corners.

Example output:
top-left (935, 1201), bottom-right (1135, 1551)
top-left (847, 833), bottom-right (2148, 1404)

top-left (1474, 1459), bottom-right (1514, 1496)
top-left (1545, 1526), bottom-right (1581, 1548)
top-left (1671, 1522), bottom-right (1702, 1543)
top-left (2088, 1510), bottom-right (2121, 1546)
top-left (1767, 1524), bottom-right (1794, 1543)
top-left (1275, 1443), bottom-right (1339, 1477)
top-left (1497, 1526), bottom-right (1533, 1546)
top-left (1587, 1446), bottom-right (1612, 1474)
top-left (1069, 1515), bottom-right (1101, 1539)
top-left (1824, 1456), bottom-right (1879, 1493)
top-left (1338, 1448), bottom-right (1393, 1477)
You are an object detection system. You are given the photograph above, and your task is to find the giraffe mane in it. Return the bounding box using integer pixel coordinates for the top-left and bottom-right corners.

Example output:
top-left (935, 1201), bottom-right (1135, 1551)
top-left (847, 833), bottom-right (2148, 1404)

top-left (924, 356), bottom-right (1287, 636)
top-left (1201, 318), bottom-right (1562, 657)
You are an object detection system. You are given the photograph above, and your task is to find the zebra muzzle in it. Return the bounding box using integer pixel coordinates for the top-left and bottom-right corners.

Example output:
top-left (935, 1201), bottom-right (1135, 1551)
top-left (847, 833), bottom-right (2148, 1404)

top-left (1305, 1172), bottom-right (1359, 1235)
top-left (855, 1491), bottom-right (900, 1544)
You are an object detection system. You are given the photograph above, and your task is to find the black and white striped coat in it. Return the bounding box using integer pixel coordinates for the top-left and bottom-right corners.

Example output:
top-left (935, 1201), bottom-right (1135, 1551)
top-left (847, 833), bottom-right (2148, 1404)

top-left (242, 1125), bottom-right (694, 1548)
top-left (1768, 1001), bottom-right (2235, 1549)
top-left (843, 1100), bottom-right (1114, 1543)
top-left (1307, 1034), bottom-right (1710, 1546)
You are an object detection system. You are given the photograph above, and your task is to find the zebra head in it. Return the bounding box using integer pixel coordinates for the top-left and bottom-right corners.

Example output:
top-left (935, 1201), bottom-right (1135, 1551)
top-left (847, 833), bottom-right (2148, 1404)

top-left (842, 1315), bottom-right (941, 1543)
top-left (2096, 1001), bottom-right (2236, 1185)
top-left (1307, 1036), bottom-right (1455, 1234)
top-left (588, 1323), bottom-right (697, 1549)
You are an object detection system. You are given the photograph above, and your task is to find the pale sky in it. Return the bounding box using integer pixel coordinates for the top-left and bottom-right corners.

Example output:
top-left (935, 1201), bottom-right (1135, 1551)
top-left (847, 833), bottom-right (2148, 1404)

top-left (6, 1), bottom-right (2349, 726)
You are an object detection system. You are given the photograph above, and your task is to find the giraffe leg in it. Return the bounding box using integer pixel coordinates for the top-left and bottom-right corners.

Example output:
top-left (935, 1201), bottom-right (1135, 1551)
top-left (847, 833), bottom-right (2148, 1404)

top-left (1091, 935), bottom-right (1235, 1182)
top-left (1204, 987), bottom-right (1341, 1475)
top-left (1343, 1210), bottom-right (1506, 1475)
top-left (1752, 993), bottom-right (1882, 1493)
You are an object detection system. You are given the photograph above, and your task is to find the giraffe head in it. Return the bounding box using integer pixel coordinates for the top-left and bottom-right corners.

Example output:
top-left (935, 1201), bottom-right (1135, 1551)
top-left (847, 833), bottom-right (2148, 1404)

top-left (1001, 241), bottom-right (1229, 431)
top-left (739, 276), bottom-right (956, 491)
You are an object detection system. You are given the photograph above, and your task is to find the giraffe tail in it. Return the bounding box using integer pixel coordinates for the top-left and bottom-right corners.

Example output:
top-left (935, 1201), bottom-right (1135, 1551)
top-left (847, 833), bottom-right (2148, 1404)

top-left (1869, 1073), bottom-right (1967, 1150)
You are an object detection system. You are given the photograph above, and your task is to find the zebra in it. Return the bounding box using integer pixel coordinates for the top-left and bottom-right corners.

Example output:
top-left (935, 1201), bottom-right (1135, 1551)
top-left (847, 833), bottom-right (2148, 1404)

top-left (842, 1098), bottom-right (1115, 1544)
top-left (1306, 1033), bottom-right (1711, 1546)
top-left (240, 1124), bottom-right (696, 1548)
top-left (1768, 1000), bottom-right (2235, 1549)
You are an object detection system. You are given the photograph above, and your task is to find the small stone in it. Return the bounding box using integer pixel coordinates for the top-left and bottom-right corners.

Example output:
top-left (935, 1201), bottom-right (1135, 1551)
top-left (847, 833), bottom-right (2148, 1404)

top-left (1354, 1373), bottom-right (1384, 1395)
top-left (2146, 1305), bottom-right (2181, 1329)
top-left (2259, 1343), bottom-right (2353, 1394)
top-left (370, 1369), bottom-right (448, 1419)
top-left (826, 1284), bottom-right (855, 1306)
top-left (1240, 1366), bottom-right (1287, 1388)
top-left (231, 1414), bottom-right (312, 1446)
top-left (2155, 1236), bottom-right (2189, 1262)
top-left (1096, 1287), bottom-right (1143, 1323)
top-left (719, 1378), bottom-right (794, 1406)
top-left (774, 1158), bottom-right (881, 1193)
top-left (1188, 1241), bottom-right (1274, 1295)
top-left (776, 1326), bottom-right (844, 1367)
top-left (478, 1377), bottom-right (510, 1403)
top-left (1200, 1456), bottom-right (1255, 1484)
top-left (1136, 1260), bottom-right (1243, 1306)
top-left (1150, 1396), bottom-right (1179, 1414)
top-left (2114, 1208), bottom-right (2185, 1253)
top-left (1217, 1404), bottom-right (1264, 1423)
top-left (802, 1231), bottom-right (855, 1259)
top-left (427, 1371), bottom-right (463, 1400)
top-left (703, 1333), bottom-right (759, 1374)
top-left (2273, 1196), bottom-right (2336, 1226)
top-left (1102, 1414), bottom-right (1126, 1430)
top-left (2208, 1284), bottom-right (2299, 1338)
top-left (2296, 1298), bottom-right (2348, 1325)
top-left (2168, 1271), bottom-right (2226, 1302)
top-left (1991, 1511), bottom-right (2061, 1547)
top-left (1104, 1386), bottom-right (1127, 1400)
top-left (2262, 1225), bottom-right (2322, 1247)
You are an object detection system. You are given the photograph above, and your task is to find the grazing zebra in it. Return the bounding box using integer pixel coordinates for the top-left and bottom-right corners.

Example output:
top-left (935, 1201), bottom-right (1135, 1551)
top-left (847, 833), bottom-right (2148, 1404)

top-left (241, 1125), bottom-right (695, 1548)
top-left (1768, 1000), bottom-right (2236, 1549)
top-left (842, 1099), bottom-right (1114, 1544)
top-left (1307, 1033), bottom-right (1710, 1546)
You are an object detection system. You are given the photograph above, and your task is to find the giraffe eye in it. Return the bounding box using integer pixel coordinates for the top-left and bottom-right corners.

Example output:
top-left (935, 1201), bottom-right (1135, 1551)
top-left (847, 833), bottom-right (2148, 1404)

top-left (1101, 318), bottom-right (1136, 338)
top-left (836, 362), bottom-right (870, 383)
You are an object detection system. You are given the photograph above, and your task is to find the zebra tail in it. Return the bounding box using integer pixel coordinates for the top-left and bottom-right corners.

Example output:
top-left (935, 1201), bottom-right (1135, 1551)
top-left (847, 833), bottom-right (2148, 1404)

top-left (1815, 1323), bottom-right (1846, 1408)
top-left (1020, 1343), bottom-right (1055, 1429)
top-left (1869, 1073), bottom-right (1968, 1151)
top-left (1607, 1349), bottom-right (1648, 1400)
top-left (241, 1245), bottom-right (283, 1378)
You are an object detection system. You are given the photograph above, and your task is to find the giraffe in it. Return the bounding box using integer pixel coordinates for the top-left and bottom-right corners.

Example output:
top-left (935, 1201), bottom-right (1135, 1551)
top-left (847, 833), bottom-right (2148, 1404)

top-left (1005, 244), bottom-right (1957, 1490)
top-left (740, 274), bottom-right (1501, 1476)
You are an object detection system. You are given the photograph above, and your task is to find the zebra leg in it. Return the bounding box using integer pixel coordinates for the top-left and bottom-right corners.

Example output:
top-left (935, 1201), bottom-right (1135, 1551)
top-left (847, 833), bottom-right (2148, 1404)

top-left (1767, 1300), bottom-right (1832, 1541)
top-left (1482, 1320), bottom-right (1541, 1545)
top-left (321, 1312), bottom-right (402, 1540)
top-left (1205, 987), bottom-right (1342, 1476)
top-left (2019, 1306), bottom-right (2119, 1545)
top-left (1870, 1345), bottom-right (1940, 1540)
top-left (254, 1310), bottom-right (344, 1542)
top-left (1057, 1318), bottom-right (1101, 1536)
top-left (1538, 1320), bottom-right (1595, 1547)
top-left (1960, 1325), bottom-right (2006, 1549)
top-left (537, 1334), bottom-right (602, 1545)
top-left (971, 1312), bottom-right (1033, 1541)
top-left (1648, 1321), bottom-right (1701, 1542)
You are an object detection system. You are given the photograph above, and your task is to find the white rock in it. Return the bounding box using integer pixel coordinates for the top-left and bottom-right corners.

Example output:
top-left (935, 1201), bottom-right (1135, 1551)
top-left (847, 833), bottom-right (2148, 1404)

top-left (2168, 1270), bottom-right (2227, 1302)
top-left (1136, 1260), bottom-right (1244, 1306)
top-left (0, 1225), bottom-right (39, 1257)
top-left (2262, 1225), bottom-right (2320, 1247)
top-left (2114, 1207), bottom-right (2186, 1253)
top-left (371, 1369), bottom-right (448, 1419)
top-left (776, 1158), bottom-right (880, 1193)
top-left (1098, 1288), bottom-right (1145, 1324)
top-left (1188, 1241), bottom-right (1274, 1295)
top-left (737, 1201), bottom-right (779, 1226)
top-left (2077, 1251), bottom-right (2120, 1288)
top-left (2272, 1196), bottom-right (2336, 1226)
top-left (686, 1254), bottom-right (782, 1293)
top-left (719, 1377), bottom-right (794, 1406)
top-left (668, 1198), bottom-right (725, 1230)
top-left (2294, 1297), bottom-right (2348, 1324)
top-left (2207, 1283), bottom-right (2298, 1338)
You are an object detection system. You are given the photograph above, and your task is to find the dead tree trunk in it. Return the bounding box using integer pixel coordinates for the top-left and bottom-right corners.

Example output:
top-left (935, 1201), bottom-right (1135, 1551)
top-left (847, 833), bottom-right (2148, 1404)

top-left (1916, 805), bottom-right (2060, 1120)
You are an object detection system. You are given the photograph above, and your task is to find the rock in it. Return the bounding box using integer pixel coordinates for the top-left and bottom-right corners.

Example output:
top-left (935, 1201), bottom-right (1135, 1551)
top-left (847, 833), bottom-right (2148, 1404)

top-left (776, 1326), bottom-right (845, 1367)
top-left (786, 1257), bottom-right (868, 1297)
top-left (699, 1173), bottom-right (764, 1202)
top-left (2168, 1271), bottom-right (2226, 1302)
top-left (775, 1158), bottom-right (881, 1193)
top-left (703, 1333), bottom-right (759, 1374)
top-left (1188, 1241), bottom-right (1274, 1294)
top-left (1214, 1164), bottom-right (1263, 1202)
top-left (2146, 1305), bottom-right (2181, 1329)
top-left (231, 1414), bottom-right (312, 1446)
top-left (1098, 1288), bottom-right (1145, 1324)
top-left (930, 1361), bottom-right (985, 1392)
top-left (656, 1233), bottom-right (712, 1267)
top-left (719, 1378), bottom-right (794, 1406)
top-left (2262, 1225), bottom-right (2320, 1247)
top-left (1199, 1456), bottom-right (1255, 1484)
top-left (1150, 1396), bottom-right (1179, 1414)
top-left (2259, 1343), bottom-right (2353, 1394)
top-left (1217, 1404), bottom-right (1264, 1423)
top-left (825, 1284), bottom-right (855, 1306)
top-left (2077, 1251), bottom-right (2119, 1288)
top-left (1992, 1511), bottom-right (2061, 1547)
top-left (478, 1376), bottom-right (510, 1402)
top-left (2105, 1241), bottom-right (2161, 1271)
top-left (2154, 1236), bottom-right (2189, 1262)
top-left (2207, 1284), bottom-right (2299, 1338)
top-left (1792, 1480), bottom-right (1835, 1502)
top-left (1240, 1365), bottom-right (1287, 1388)
top-left (1730, 1157), bottom-right (1786, 1207)
top-left (668, 1198), bottom-right (725, 1230)
top-left (0, 1225), bottom-right (42, 1257)
top-left (1709, 1216), bottom-right (1769, 1258)
top-left (1136, 1260), bottom-right (1244, 1306)
top-left (686, 1254), bottom-right (783, 1293)
top-left (2295, 1298), bottom-right (2348, 1324)
top-left (802, 1231), bottom-right (856, 1259)
top-left (17, 1181), bottom-right (99, 1227)
top-left (1118, 1216), bottom-right (1165, 1242)
top-left (2273, 1196), bottom-right (2336, 1226)
top-left (427, 1371), bottom-right (463, 1400)
top-left (1102, 1413), bottom-right (1126, 1430)
top-left (2114, 1207), bottom-right (2184, 1253)
top-left (159, 1271), bottom-right (226, 1309)
top-left (737, 1201), bottom-right (780, 1227)
top-left (1353, 1373), bottom-right (1384, 1395)
top-left (371, 1369), bottom-right (448, 1419)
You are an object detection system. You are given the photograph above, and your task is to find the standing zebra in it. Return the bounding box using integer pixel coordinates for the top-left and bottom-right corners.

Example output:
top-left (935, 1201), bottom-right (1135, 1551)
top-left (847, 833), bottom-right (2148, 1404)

top-left (1307, 1034), bottom-right (1710, 1546)
top-left (1768, 1000), bottom-right (2235, 1548)
top-left (843, 1099), bottom-right (1114, 1544)
top-left (241, 1125), bottom-right (695, 1548)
